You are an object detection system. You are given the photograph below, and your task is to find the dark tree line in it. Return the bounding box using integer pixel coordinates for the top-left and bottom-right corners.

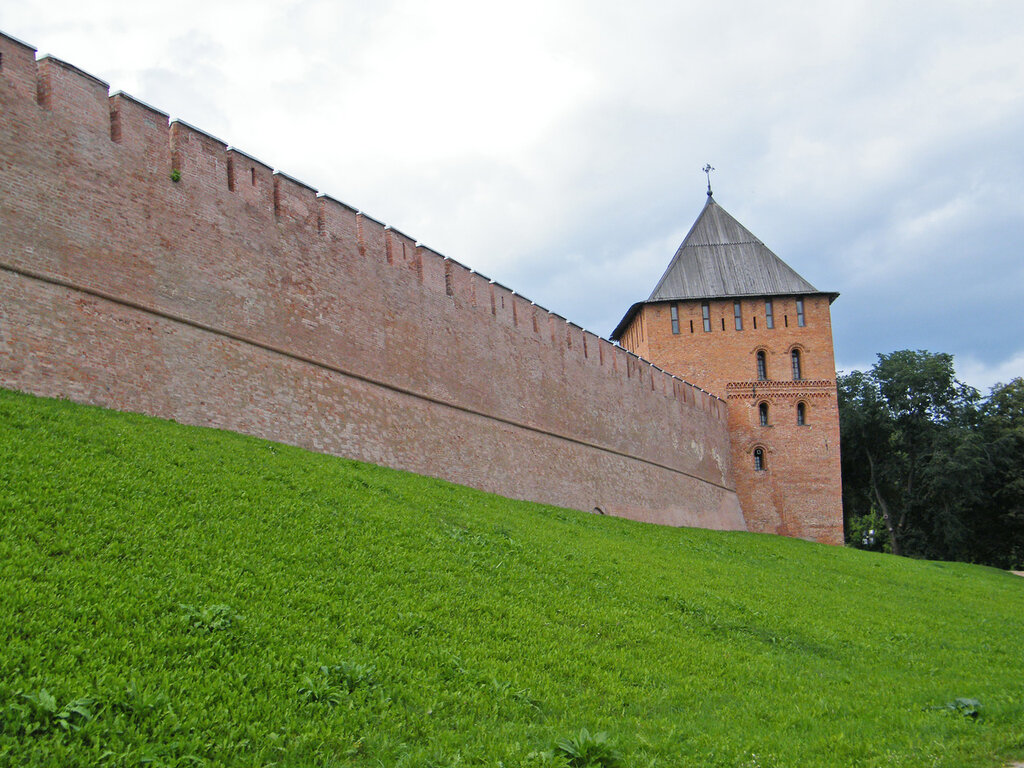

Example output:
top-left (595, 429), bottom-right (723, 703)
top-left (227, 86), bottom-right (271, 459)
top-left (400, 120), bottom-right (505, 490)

top-left (838, 350), bottom-right (1024, 567)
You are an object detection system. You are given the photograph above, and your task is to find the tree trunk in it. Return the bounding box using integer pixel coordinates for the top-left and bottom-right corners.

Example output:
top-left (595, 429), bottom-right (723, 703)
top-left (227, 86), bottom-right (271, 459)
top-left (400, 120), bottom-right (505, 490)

top-left (867, 450), bottom-right (901, 556)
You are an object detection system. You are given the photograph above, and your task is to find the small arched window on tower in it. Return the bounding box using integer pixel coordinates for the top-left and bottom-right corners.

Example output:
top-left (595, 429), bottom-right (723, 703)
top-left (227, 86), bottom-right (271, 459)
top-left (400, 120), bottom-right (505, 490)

top-left (797, 402), bottom-right (807, 426)
top-left (756, 351), bottom-right (767, 381)
top-left (791, 349), bottom-right (802, 381)
top-left (759, 402), bottom-right (769, 426)
top-left (753, 447), bottom-right (766, 471)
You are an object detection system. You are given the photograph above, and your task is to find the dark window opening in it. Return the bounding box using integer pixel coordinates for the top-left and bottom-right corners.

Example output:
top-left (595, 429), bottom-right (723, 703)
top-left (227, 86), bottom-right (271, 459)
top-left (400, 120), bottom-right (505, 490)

top-left (721, 317), bottom-right (726, 331)
top-left (754, 448), bottom-right (766, 471)
top-left (250, 167), bottom-right (257, 186)
top-left (797, 402), bottom-right (807, 425)
top-left (689, 319), bottom-right (694, 333)
top-left (765, 300), bottom-right (774, 329)
top-left (797, 298), bottom-right (806, 327)
top-left (734, 300), bottom-right (743, 330)
top-left (791, 349), bottom-right (802, 381)
top-left (702, 302), bottom-right (711, 332)
top-left (756, 351), bottom-right (767, 380)
top-left (784, 315), bottom-right (789, 328)
top-left (759, 402), bottom-right (769, 426)
top-left (753, 316), bottom-right (758, 329)
top-left (670, 303), bottom-right (680, 334)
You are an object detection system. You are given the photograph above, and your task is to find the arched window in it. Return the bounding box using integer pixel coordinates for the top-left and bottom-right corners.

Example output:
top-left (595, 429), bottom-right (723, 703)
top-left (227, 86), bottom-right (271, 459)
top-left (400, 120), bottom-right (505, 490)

top-left (796, 402), bottom-right (807, 426)
top-left (791, 349), bottom-right (802, 381)
top-left (756, 351), bottom-right (767, 381)
top-left (753, 447), bottom-right (766, 471)
top-left (759, 402), bottom-right (769, 426)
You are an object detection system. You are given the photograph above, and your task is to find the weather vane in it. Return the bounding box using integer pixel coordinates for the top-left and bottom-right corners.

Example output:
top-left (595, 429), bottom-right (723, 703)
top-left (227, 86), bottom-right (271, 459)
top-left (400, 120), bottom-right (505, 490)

top-left (703, 164), bottom-right (715, 197)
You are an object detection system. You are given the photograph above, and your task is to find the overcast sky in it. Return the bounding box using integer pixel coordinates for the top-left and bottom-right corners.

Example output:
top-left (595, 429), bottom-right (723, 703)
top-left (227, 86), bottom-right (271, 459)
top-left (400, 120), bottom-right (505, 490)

top-left (3, 1), bottom-right (1022, 392)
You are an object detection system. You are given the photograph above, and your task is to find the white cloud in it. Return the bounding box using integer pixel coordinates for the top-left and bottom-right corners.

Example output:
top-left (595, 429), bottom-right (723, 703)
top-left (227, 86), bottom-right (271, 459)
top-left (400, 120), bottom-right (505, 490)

top-left (957, 352), bottom-right (1024, 394)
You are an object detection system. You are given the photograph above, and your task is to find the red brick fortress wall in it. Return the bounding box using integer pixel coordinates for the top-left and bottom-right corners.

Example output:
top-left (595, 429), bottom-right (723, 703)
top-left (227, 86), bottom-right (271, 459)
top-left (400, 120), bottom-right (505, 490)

top-left (0, 32), bottom-right (745, 531)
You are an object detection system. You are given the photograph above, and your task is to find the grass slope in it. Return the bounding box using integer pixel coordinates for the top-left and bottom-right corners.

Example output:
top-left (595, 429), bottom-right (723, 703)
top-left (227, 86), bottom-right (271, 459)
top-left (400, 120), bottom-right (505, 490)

top-left (1, 388), bottom-right (1023, 768)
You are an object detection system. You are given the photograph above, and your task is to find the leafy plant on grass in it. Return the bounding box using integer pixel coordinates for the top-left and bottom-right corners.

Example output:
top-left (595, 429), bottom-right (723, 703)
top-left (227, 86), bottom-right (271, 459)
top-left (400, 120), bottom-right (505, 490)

top-left (553, 728), bottom-right (623, 768)
top-left (109, 678), bottom-right (172, 724)
top-left (298, 662), bottom-right (379, 705)
top-left (2, 689), bottom-right (95, 737)
top-left (180, 603), bottom-right (242, 633)
top-left (297, 673), bottom-right (344, 706)
top-left (327, 661), bottom-right (378, 693)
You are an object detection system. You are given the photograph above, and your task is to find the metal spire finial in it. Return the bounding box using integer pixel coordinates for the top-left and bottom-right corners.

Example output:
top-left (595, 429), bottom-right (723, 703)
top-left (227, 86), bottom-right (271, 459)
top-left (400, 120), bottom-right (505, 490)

top-left (703, 164), bottom-right (715, 197)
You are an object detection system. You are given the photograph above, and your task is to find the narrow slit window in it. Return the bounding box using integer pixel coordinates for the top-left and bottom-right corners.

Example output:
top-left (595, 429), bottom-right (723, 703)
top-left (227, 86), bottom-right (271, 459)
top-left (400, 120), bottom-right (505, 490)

top-left (797, 402), bottom-right (807, 425)
top-left (734, 300), bottom-right (743, 330)
top-left (759, 402), bottom-right (769, 426)
top-left (250, 167), bottom-right (257, 186)
top-left (702, 302), bottom-right (711, 332)
top-left (791, 349), bottom-right (802, 381)
top-left (765, 300), bottom-right (774, 329)
top-left (670, 303), bottom-right (680, 334)
top-left (756, 351), bottom-right (767, 380)
top-left (754, 448), bottom-right (766, 471)
top-left (797, 298), bottom-right (806, 327)
top-left (721, 317), bottom-right (726, 331)
top-left (689, 319), bottom-right (694, 333)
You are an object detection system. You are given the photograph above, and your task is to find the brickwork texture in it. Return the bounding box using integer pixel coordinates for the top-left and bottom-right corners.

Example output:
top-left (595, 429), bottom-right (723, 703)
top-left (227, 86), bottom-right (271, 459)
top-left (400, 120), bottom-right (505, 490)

top-left (0, 32), bottom-right (747, 531)
top-left (621, 295), bottom-right (845, 544)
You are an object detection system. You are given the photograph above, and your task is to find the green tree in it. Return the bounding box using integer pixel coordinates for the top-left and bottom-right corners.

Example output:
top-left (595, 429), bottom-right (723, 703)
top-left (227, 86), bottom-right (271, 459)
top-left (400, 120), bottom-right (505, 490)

top-left (974, 378), bottom-right (1024, 567)
top-left (837, 369), bottom-right (895, 551)
top-left (838, 351), bottom-right (980, 558)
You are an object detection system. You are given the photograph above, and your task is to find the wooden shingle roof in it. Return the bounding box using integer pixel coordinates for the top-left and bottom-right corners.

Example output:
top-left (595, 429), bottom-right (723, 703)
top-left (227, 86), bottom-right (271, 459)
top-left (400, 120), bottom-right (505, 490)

top-left (649, 196), bottom-right (818, 301)
top-left (611, 196), bottom-right (837, 341)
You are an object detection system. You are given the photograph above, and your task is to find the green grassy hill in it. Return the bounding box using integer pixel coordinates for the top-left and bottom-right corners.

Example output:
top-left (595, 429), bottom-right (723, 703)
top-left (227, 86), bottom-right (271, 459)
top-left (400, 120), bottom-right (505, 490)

top-left (1, 388), bottom-right (1023, 768)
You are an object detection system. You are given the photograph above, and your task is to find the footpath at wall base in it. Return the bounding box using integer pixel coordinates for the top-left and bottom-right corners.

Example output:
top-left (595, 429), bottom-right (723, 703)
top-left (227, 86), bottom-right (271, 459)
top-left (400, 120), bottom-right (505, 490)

top-left (0, 31), bottom-right (746, 532)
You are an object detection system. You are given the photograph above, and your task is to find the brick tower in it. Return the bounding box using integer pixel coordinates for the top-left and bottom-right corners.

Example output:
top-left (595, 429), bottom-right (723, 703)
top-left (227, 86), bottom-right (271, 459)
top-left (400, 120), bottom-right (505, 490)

top-left (611, 193), bottom-right (844, 544)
